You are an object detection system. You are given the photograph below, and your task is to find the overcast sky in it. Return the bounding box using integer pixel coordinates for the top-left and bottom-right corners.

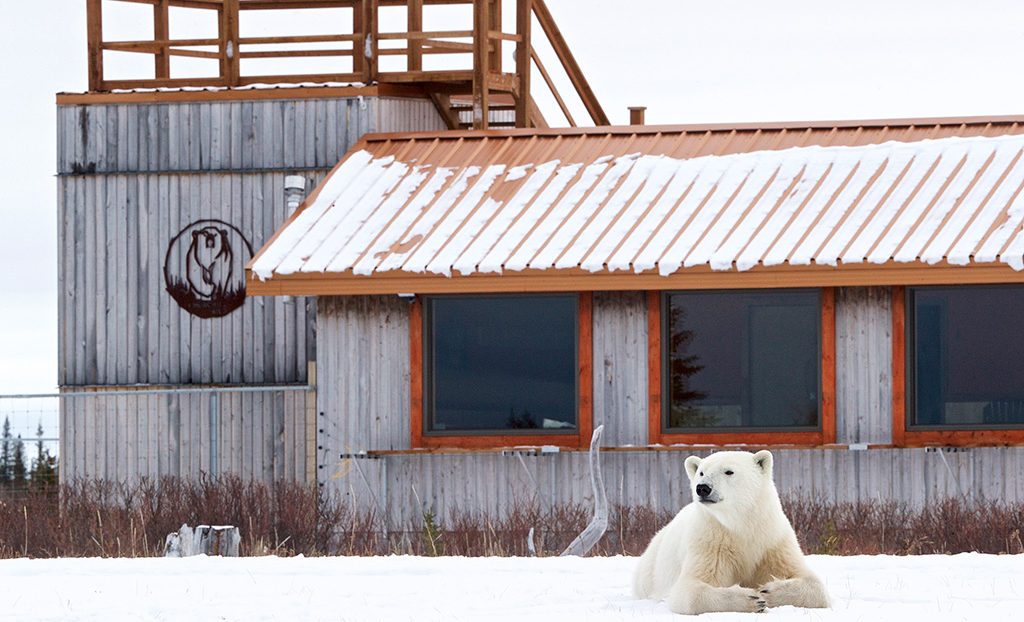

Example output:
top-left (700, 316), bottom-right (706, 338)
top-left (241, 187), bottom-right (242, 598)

top-left (2, 0), bottom-right (1024, 392)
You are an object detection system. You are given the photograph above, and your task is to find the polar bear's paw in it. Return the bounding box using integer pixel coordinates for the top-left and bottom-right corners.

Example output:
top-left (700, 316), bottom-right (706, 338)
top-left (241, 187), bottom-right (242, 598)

top-left (667, 585), bottom-right (766, 615)
top-left (758, 577), bottom-right (830, 609)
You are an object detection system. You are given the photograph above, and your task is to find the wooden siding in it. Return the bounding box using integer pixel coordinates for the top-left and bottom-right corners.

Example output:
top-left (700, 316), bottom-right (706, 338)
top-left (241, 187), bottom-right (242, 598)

top-left (592, 292), bottom-right (648, 447)
top-left (56, 95), bottom-right (445, 484)
top-left (57, 97), bottom-right (444, 175)
top-left (317, 288), bottom-right (1023, 519)
top-left (316, 296), bottom-right (412, 488)
top-left (59, 386), bottom-right (314, 484)
top-left (58, 171), bottom-right (322, 386)
top-left (334, 448), bottom-right (1024, 526)
top-left (836, 287), bottom-right (893, 445)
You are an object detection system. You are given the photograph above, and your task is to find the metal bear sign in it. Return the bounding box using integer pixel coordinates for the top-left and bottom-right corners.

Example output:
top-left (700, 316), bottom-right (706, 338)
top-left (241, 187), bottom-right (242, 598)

top-left (163, 219), bottom-right (254, 319)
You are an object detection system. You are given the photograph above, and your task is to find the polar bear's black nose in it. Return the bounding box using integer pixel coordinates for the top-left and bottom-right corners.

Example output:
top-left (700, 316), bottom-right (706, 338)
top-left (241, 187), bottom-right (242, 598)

top-left (696, 484), bottom-right (712, 498)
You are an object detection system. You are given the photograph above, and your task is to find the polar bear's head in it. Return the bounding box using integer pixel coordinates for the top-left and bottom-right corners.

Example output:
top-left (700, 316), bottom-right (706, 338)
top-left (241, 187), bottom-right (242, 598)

top-left (684, 450), bottom-right (775, 517)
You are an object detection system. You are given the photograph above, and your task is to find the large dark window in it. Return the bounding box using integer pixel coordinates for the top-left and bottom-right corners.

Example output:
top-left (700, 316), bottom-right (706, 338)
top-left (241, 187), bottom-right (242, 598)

top-left (909, 286), bottom-right (1024, 428)
top-left (425, 294), bottom-right (578, 434)
top-left (663, 290), bottom-right (821, 432)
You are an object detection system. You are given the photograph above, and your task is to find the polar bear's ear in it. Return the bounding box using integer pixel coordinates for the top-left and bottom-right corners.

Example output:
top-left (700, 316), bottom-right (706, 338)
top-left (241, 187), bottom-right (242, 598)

top-left (753, 450), bottom-right (773, 475)
top-left (684, 456), bottom-right (702, 480)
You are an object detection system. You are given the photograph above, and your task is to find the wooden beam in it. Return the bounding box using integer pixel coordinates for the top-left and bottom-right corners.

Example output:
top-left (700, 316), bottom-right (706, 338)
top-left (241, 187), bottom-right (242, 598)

top-left (407, 0), bottom-right (423, 71)
top-left (891, 286), bottom-right (906, 447)
top-left (514, 0), bottom-right (532, 128)
top-left (352, 0), bottom-right (365, 76)
top-left (531, 0), bottom-right (609, 125)
top-left (86, 0), bottom-right (104, 91)
top-left (821, 287), bottom-right (837, 444)
top-left (245, 262), bottom-right (1024, 298)
top-left (428, 93), bottom-right (462, 130)
top-left (531, 48), bottom-right (575, 126)
top-left (472, 0), bottom-right (490, 129)
top-left (56, 83), bottom-right (429, 105)
top-left (154, 0), bottom-right (171, 79)
top-left (363, 0), bottom-right (379, 83)
top-left (646, 291), bottom-right (662, 445)
top-left (220, 0), bottom-right (241, 86)
top-left (488, 0), bottom-right (501, 73)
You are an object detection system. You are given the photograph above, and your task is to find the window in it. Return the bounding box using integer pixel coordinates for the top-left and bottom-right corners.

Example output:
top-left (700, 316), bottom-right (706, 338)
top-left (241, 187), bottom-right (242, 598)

top-left (411, 293), bottom-right (593, 449)
top-left (649, 289), bottom-right (835, 445)
top-left (898, 285), bottom-right (1024, 444)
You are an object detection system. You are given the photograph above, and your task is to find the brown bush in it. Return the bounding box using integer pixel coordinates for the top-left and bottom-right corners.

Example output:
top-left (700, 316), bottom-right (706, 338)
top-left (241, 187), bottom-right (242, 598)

top-left (2, 479), bottom-right (1022, 558)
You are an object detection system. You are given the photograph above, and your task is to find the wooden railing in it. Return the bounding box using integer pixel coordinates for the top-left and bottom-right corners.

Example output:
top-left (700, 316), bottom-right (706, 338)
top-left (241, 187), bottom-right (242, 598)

top-left (85, 0), bottom-right (608, 129)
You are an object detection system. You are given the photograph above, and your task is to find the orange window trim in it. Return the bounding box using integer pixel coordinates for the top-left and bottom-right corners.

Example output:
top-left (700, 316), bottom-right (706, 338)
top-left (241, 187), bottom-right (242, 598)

top-left (892, 286), bottom-right (1024, 447)
top-left (648, 288), bottom-right (837, 447)
top-left (409, 293), bottom-right (593, 450)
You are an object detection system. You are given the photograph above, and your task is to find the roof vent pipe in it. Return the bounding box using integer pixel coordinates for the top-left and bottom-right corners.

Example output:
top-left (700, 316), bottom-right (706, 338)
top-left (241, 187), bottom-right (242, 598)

top-left (281, 175), bottom-right (307, 304)
top-left (284, 175), bottom-right (307, 217)
top-left (628, 106), bottom-right (647, 126)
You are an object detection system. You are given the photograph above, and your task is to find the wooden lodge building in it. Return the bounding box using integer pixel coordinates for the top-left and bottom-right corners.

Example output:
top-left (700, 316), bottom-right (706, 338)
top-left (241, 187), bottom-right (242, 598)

top-left (60, 1), bottom-right (1024, 522)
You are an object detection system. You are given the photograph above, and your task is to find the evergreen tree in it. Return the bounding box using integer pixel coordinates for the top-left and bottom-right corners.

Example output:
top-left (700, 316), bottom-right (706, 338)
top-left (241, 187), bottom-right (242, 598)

top-left (11, 434), bottom-right (27, 485)
top-left (32, 421), bottom-right (57, 487)
top-left (0, 416), bottom-right (11, 484)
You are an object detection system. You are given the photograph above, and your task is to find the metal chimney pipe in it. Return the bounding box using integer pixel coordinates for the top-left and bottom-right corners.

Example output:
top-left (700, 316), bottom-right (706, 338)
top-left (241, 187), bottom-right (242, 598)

top-left (628, 106), bottom-right (647, 126)
top-left (284, 175), bottom-right (307, 216)
top-left (282, 175), bottom-right (307, 304)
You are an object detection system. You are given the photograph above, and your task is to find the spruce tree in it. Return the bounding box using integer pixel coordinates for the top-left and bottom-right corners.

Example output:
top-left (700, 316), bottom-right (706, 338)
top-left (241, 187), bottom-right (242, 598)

top-left (12, 434), bottom-right (27, 485)
top-left (32, 421), bottom-right (57, 487)
top-left (0, 416), bottom-right (11, 484)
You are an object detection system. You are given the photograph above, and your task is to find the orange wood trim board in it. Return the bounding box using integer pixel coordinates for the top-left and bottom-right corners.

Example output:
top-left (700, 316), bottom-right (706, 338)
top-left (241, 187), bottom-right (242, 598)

top-left (649, 288), bottom-right (832, 448)
top-left (891, 286), bottom-right (907, 447)
top-left (247, 262), bottom-right (1024, 298)
top-left (410, 292), bottom-right (593, 450)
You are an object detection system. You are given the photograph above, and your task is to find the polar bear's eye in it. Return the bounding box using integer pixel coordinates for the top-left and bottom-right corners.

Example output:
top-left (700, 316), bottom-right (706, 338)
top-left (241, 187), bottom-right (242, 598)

top-left (725, 470), bottom-right (734, 476)
top-left (698, 471), bottom-right (703, 477)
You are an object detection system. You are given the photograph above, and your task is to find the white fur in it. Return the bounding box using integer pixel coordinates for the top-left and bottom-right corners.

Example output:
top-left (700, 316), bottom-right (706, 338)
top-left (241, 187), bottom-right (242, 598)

top-left (633, 450), bottom-right (830, 615)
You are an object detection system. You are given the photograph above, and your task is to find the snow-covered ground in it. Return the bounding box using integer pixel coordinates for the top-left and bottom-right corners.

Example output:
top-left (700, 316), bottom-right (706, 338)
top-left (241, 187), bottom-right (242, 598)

top-left (2, 553), bottom-right (1021, 621)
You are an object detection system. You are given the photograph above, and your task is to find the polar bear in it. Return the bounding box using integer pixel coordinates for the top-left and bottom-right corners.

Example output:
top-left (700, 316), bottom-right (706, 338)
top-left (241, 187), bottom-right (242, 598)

top-left (633, 450), bottom-right (829, 615)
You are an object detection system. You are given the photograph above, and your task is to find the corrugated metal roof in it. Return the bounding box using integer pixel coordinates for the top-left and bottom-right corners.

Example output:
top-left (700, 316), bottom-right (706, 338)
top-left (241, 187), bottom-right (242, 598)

top-left (249, 118), bottom-right (1024, 293)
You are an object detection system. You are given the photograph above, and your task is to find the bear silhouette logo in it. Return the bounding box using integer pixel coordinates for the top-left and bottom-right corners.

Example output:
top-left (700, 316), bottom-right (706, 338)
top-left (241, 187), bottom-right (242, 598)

top-left (164, 220), bottom-right (253, 318)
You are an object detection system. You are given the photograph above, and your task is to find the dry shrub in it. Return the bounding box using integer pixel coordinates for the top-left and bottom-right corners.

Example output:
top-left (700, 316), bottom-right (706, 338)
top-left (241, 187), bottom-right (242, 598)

top-left (783, 495), bottom-right (1024, 555)
top-left (3, 481), bottom-right (1023, 558)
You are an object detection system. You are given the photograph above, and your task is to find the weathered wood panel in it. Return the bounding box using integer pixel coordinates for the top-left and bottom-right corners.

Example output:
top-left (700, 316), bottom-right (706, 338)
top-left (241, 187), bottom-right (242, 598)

top-left (329, 447), bottom-right (1024, 526)
top-left (59, 387), bottom-right (314, 484)
top-left (592, 292), bottom-right (647, 447)
top-left (57, 97), bottom-right (443, 175)
top-left (835, 286), bottom-right (893, 445)
top-left (316, 296), bottom-right (412, 488)
top-left (57, 172), bottom-right (324, 386)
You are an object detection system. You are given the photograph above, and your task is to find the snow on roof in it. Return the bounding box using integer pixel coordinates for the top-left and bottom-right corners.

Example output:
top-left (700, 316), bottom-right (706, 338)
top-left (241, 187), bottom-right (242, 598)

top-left (250, 132), bottom-right (1024, 286)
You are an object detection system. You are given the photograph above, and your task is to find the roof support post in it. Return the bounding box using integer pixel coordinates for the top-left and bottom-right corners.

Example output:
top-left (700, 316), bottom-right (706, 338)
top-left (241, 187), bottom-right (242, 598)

top-left (473, 0), bottom-right (491, 129)
top-left (515, 0), bottom-right (532, 128)
top-left (362, 0), bottom-right (379, 83)
top-left (154, 0), bottom-right (171, 80)
top-left (407, 0), bottom-right (423, 72)
top-left (86, 0), bottom-right (104, 91)
top-left (488, 0), bottom-right (502, 73)
top-left (220, 0), bottom-right (240, 86)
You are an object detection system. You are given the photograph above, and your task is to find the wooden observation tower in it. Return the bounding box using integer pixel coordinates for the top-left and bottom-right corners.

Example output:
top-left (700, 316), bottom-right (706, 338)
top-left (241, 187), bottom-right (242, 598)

top-left (83, 0), bottom-right (608, 129)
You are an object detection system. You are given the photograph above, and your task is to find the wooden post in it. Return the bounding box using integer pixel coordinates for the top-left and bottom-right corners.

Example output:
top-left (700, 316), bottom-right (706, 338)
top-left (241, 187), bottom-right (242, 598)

top-left (362, 0), bottom-right (379, 83)
top-left (514, 0), bottom-right (531, 128)
top-left (489, 0), bottom-right (502, 73)
top-left (154, 0), bottom-right (171, 80)
top-left (86, 0), bottom-right (104, 91)
top-left (473, 0), bottom-right (491, 129)
top-left (353, 1), bottom-right (365, 76)
top-left (220, 0), bottom-right (240, 86)
top-left (407, 0), bottom-right (423, 72)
